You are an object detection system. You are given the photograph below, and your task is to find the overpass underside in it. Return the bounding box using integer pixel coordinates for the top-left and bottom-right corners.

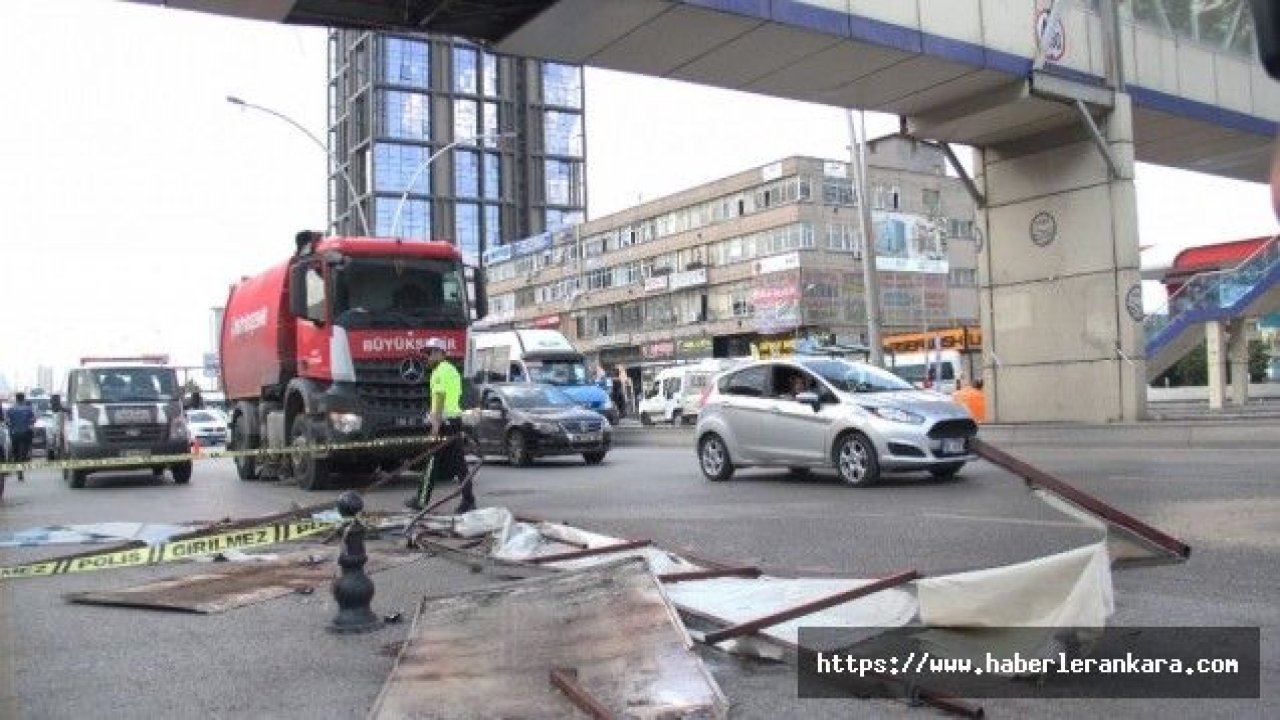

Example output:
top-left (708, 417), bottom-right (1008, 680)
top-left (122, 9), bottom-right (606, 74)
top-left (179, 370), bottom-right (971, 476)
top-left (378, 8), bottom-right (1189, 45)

top-left (142, 0), bottom-right (1280, 422)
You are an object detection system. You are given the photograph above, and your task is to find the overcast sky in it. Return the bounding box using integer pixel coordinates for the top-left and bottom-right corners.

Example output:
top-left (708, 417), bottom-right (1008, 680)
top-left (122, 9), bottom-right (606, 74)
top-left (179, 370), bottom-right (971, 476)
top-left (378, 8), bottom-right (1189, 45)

top-left (1, 0), bottom-right (1277, 390)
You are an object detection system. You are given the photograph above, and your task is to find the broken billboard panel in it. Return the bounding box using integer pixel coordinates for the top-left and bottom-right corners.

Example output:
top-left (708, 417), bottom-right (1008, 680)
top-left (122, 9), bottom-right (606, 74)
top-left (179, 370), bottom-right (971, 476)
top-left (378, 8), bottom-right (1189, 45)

top-left (369, 558), bottom-right (728, 720)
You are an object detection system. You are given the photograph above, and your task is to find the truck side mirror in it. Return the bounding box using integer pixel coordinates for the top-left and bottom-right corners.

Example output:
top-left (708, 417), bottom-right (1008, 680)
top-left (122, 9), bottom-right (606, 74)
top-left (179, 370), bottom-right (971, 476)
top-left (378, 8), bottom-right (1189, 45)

top-left (288, 270), bottom-right (309, 319)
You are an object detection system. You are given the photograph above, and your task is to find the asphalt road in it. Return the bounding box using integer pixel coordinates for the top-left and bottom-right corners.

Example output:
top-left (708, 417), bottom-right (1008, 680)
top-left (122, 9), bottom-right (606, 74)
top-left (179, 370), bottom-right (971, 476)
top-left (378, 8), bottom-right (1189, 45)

top-left (1, 442), bottom-right (1276, 719)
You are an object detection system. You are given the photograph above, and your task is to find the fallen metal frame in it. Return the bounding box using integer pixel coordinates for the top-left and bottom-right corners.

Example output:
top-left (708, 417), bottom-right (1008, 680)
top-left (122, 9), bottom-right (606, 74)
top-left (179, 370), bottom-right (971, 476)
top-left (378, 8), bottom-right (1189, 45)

top-left (549, 668), bottom-right (614, 720)
top-left (972, 438), bottom-right (1191, 561)
top-left (525, 539), bottom-right (652, 564)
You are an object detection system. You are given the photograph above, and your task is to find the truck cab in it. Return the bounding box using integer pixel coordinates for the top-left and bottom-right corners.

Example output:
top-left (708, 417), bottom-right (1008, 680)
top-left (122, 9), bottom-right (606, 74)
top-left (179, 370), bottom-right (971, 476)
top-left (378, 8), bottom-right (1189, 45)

top-left (53, 360), bottom-right (191, 487)
top-left (471, 329), bottom-right (618, 423)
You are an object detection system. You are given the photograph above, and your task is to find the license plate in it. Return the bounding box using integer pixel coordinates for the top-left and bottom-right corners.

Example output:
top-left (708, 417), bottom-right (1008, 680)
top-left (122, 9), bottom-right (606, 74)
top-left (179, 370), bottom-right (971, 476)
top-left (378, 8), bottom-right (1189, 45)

top-left (569, 433), bottom-right (601, 444)
top-left (120, 449), bottom-right (152, 458)
top-left (941, 438), bottom-right (965, 454)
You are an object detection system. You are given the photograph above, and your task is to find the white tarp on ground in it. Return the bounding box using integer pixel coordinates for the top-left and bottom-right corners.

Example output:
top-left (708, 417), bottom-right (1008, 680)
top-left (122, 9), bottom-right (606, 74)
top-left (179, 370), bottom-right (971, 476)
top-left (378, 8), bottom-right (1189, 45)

top-left (917, 541), bottom-right (1114, 628)
top-left (0, 523), bottom-right (192, 547)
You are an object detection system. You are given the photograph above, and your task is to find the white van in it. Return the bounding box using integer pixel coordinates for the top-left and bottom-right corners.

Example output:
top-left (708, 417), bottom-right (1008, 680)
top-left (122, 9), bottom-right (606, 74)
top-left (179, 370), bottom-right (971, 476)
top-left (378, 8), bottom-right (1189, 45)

top-left (885, 350), bottom-right (976, 394)
top-left (470, 329), bottom-right (618, 423)
top-left (638, 365), bottom-right (715, 426)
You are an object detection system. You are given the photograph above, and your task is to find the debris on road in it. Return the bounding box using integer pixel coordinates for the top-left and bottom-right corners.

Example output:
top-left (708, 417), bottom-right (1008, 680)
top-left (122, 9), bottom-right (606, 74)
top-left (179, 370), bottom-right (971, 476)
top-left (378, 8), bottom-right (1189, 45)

top-left (63, 547), bottom-right (419, 613)
top-left (369, 558), bottom-right (728, 720)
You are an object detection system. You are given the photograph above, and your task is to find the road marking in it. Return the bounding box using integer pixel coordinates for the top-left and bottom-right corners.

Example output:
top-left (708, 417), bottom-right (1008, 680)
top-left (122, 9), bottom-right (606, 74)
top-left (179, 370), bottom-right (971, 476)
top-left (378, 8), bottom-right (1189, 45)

top-left (922, 512), bottom-right (1083, 529)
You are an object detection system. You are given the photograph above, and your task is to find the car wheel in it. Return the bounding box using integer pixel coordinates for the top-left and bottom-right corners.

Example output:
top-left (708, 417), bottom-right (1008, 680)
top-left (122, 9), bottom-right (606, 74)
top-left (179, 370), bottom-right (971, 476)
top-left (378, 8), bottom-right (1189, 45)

top-left (288, 416), bottom-right (329, 491)
top-left (835, 432), bottom-right (880, 487)
top-left (506, 429), bottom-right (533, 467)
top-left (698, 434), bottom-right (734, 482)
top-left (171, 462), bottom-right (193, 484)
top-left (929, 462), bottom-right (965, 480)
top-left (640, 412), bottom-right (653, 426)
top-left (583, 450), bottom-right (606, 465)
top-left (232, 413), bottom-right (259, 481)
top-left (671, 410), bottom-right (683, 426)
top-left (69, 469), bottom-right (88, 489)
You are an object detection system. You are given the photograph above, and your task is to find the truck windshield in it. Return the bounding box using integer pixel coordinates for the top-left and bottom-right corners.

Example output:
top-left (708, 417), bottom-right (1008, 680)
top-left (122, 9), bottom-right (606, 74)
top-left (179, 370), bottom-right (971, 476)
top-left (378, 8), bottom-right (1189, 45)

top-left (525, 359), bottom-right (589, 386)
top-left (80, 368), bottom-right (180, 402)
top-left (331, 257), bottom-right (469, 329)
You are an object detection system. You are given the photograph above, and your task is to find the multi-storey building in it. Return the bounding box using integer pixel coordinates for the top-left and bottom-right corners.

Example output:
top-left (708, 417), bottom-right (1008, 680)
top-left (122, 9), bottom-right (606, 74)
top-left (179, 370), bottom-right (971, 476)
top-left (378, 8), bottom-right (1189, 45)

top-left (483, 137), bottom-right (980, 382)
top-left (326, 31), bottom-right (586, 264)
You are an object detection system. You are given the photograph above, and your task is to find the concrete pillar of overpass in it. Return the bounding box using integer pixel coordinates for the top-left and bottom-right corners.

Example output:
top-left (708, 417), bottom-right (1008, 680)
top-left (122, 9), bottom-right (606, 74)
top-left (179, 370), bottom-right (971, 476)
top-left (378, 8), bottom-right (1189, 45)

top-left (976, 94), bottom-right (1146, 422)
top-left (1228, 318), bottom-right (1250, 406)
top-left (1206, 320), bottom-right (1228, 410)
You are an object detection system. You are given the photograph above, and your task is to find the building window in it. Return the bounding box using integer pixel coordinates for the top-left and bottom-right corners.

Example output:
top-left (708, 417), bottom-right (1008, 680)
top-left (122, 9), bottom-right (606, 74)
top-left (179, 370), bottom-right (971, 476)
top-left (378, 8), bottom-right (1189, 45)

top-left (379, 91), bottom-right (430, 140)
top-left (923, 188), bottom-right (941, 215)
top-left (374, 196), bottom-right (429, 238)
top-left (383, 38), bottom-right (428, 87)
top-left (373, 142), bottom-right (428, 193)
top-left (544, 110), bottom-right (583, 157)
top-left (453, 45), bottom-right (479, 94)
top-left (455, 202), bottom-right (480, 263)
top-left (545, 209), bottom-right (583, 231)
top-left (482, 52), bottom-right (499, 97)
top-left (455, 149), bottom-right (479, 198)
top-left (544, 159), bottom-right (582, 206)
top-left (484, 204), bottom-right (502, 249)
top-left (890, 186), bottom-right (901, 210)
top-left (950, 268), bottom-right (978, 286)
top-left (455, 98), bottom-right (479, 143)
top-left (823, 179), bottom-right (854, 205)
top-left (482, 102), bottom-right (500, 146)
top-left (542, 63), bottom-right (582, 109)
top-left (483, 153), bottom-right (501, 199)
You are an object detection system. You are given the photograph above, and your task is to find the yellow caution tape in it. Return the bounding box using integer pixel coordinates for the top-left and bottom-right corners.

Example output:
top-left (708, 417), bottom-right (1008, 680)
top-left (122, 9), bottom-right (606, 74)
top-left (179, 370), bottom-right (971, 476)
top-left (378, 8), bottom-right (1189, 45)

top-left (0, 517), bottom-right (340, 580)
top-left (0, 435), bottom-right (447, 475)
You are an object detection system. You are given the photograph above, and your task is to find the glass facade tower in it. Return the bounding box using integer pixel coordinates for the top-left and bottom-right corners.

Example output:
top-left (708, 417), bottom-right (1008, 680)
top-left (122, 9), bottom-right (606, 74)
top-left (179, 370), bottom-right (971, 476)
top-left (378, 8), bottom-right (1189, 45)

top-left (326, 31), bottom-right (586, 265)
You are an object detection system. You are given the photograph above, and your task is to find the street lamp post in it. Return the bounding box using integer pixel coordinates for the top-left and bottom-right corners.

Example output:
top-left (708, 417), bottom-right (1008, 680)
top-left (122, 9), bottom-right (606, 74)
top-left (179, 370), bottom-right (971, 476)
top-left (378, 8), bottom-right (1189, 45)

top-left (848, 109), bottom-right (885, 366)
top-left (389, 132), bottom-right (516, 238)
top-left (226, 95), bottom-right (371, 237)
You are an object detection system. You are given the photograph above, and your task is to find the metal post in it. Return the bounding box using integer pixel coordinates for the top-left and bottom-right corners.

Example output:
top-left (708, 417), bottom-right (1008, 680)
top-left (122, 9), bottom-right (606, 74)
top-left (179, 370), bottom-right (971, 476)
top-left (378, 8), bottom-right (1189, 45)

top-left (848, 110), bottom-right (884, 366)
top-left (226, 96), bottom-right (370, 237)
top-left (329, 491), bottom-right (383, 633)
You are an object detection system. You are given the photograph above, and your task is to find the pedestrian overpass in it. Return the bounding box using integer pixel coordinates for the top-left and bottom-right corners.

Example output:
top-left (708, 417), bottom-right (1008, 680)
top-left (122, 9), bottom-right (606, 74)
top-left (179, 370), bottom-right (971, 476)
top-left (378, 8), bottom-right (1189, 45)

top-left (1146, 234), bottom-right (1280, 404)
top-left (134, 0), bottom-right (1280, 423)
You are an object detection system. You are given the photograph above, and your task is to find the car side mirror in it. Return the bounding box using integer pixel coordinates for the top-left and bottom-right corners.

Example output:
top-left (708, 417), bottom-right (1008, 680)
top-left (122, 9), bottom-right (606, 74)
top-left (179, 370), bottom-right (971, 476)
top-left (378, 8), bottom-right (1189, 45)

top-left (51, 395), bottom-right (63, 413)
top-left (795, 391), bottom-right (821, 412)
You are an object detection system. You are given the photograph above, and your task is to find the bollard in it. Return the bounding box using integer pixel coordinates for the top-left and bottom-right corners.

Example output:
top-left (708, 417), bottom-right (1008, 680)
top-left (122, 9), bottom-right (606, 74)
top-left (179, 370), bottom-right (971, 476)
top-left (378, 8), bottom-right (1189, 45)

top-left (329, 491), bottom-right (383, 634)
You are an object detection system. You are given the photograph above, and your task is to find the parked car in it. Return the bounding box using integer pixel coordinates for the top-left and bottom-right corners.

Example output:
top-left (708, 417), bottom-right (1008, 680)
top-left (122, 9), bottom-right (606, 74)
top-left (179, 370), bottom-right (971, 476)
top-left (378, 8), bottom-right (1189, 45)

top-left (694, 357), bottom-right (978, 486)
top-left (185, 409), bottom-right (229, 447)
top-left (638, 365), bottom-right (715, 426)
top-left (464, 383), bottom-right (611, 466)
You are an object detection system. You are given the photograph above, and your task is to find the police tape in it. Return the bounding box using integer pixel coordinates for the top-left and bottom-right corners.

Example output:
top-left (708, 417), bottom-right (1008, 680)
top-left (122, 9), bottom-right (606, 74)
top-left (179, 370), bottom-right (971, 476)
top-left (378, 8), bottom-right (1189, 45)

top-left (0, 517), bottom-right (341, 580)
top-left (0, 434), bottom-right (448, 475)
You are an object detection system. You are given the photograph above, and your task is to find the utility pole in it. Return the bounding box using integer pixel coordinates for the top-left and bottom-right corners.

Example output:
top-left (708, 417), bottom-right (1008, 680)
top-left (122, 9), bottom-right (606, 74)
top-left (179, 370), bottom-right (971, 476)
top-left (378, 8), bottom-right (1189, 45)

top-left (848, 110), bottom-right (884, 366)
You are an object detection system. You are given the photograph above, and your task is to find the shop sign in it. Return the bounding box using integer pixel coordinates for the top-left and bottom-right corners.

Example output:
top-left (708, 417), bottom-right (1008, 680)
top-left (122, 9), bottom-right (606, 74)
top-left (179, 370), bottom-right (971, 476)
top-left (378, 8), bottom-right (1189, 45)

top-left (642, 340), bottom-right (676, 360)
top-left (533, 314), bottom-right (560, 329)
top-left (595, 334), bottom-right (632, 348)
top-left (677, 337), bottom-right (713, 359)
top-left (752, 253), bottom-right (800, 275)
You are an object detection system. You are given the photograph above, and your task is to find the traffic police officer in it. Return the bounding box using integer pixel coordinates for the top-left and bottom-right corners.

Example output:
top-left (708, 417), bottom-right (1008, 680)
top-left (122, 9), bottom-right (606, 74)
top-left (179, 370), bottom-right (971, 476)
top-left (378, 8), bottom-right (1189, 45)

top-left (405, 337), bottom-right (474, 513)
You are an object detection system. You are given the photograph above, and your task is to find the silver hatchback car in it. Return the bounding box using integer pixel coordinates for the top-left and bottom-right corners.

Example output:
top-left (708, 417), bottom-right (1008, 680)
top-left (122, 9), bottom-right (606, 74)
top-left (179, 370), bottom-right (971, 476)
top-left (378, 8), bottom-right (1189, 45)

top-left (695, 357), bottom-right (978, 486)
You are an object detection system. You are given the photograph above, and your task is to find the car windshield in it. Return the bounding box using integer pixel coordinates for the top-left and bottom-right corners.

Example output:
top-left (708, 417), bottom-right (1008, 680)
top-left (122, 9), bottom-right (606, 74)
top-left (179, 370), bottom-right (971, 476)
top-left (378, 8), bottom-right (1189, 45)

top-left (79, 368), bottom-right (180, 402)
top-left (27, 398), bottom-right (51, 415)
top-left (187, 410), bottom-right (218, 423)
top-left (500, 385), bottom-right (578, 409)
top-left (332, 257), bottom-right (469, 329)
top-left (800, 359), bottom-right (915, 393)
top-left (525, 359), bottom-right (589, 386)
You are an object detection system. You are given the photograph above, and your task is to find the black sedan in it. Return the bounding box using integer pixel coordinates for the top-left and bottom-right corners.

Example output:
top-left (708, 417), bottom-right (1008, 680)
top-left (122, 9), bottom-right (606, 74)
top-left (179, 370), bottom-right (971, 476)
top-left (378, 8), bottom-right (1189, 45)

top-left (464, 383), bottom-right (611, 466)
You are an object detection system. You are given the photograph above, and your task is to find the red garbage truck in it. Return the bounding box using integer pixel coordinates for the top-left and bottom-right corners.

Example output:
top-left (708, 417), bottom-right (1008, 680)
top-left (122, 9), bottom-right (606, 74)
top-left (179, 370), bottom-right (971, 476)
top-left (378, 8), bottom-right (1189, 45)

top-left (220, 231), bottom-right (474, 490)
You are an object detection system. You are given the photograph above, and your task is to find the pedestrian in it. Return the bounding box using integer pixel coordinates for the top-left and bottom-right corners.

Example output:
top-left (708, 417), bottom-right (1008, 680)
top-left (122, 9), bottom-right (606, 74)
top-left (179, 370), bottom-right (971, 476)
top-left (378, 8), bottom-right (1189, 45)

top-left (405, 338), bottom-right (474, 514)
top-left (610, 367), bottom-right (627, 419)
top-left (952, 378), bottom-right (986, 423)
top-left (6, 392), bottom-right (36, 482)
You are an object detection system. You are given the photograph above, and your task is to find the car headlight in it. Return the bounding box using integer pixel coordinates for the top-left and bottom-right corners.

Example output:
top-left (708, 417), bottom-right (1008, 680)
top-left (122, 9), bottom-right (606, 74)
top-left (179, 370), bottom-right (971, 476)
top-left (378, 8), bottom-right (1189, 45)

top-left (532, 421), bottom-right (562, 435)
top-left (328, 412), bottom-right (363, 433)
top-left (864, 406), bottom-right (925, 424)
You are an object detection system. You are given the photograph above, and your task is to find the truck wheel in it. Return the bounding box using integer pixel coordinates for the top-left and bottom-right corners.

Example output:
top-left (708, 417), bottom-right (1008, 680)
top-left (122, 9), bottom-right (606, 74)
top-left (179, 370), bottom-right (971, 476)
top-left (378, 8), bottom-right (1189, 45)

top-left (68, 468), bottom-right (87, 489)
top-left (232, 413), bottom-right (260, 481)
top-left (289, 416), bottom-right (329, 491)
top-left (640, 412), bottom-right (653, 426)
top-left (171, 462), bottom-right (193, 484)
